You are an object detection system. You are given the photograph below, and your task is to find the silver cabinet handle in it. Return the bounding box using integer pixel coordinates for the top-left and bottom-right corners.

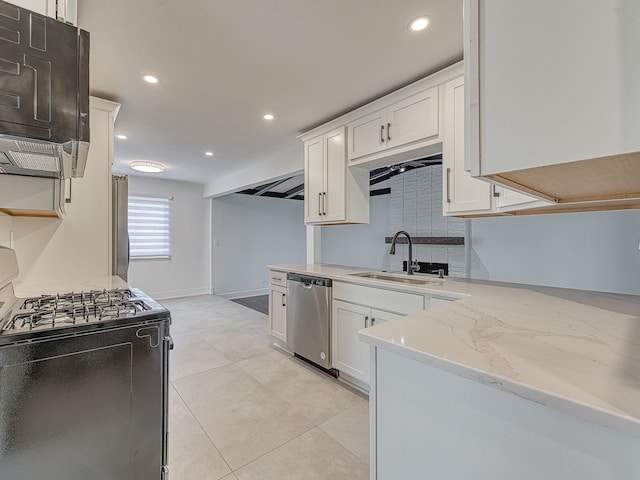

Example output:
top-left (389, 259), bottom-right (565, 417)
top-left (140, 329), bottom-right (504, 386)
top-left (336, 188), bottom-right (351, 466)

top-left (387, 123), bottom-right (391, 141)
top-left (371, 317), bottom-right (376, 326)
top-left (365, 315), bottom-right (369, 328)
top-left (281, 293), bottom-right (286, 307)
top-left (493, 185), bottom-right (500, 197)
top-left (380, 125), bottom-right (384, 144)
top-left (322, 192), bottom-right (326, 216)
top-left (318, 192), bottom-right (322, 216)
top-left (446, 167), bottom-right (451, 204)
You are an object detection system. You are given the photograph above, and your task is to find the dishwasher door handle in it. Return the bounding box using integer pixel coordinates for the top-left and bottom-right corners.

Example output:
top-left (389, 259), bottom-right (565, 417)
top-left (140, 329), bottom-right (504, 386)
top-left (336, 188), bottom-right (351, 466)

top-left (301, 282), bottom-right (313, 289)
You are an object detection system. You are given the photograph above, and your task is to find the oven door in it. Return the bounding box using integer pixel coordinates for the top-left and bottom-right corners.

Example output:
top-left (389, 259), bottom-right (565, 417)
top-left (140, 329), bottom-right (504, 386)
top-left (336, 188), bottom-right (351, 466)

top-left (0, 320), bottom-right (168, 480)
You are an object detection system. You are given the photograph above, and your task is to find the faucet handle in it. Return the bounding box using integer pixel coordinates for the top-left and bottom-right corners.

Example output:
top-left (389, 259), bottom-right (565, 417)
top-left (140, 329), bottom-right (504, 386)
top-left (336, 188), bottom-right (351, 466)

top-left (410, 260), bottom-right (420, 273)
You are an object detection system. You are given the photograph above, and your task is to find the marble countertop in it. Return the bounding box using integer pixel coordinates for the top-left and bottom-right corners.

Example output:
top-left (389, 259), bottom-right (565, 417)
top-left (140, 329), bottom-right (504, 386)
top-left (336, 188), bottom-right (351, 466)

top-left (268, 263), bottom-right (640, 438)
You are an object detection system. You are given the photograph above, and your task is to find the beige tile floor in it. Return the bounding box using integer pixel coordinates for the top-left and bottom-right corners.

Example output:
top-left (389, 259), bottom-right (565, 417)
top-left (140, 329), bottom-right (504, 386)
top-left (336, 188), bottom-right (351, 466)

top-left (161, 294), bottom-right (369, 480)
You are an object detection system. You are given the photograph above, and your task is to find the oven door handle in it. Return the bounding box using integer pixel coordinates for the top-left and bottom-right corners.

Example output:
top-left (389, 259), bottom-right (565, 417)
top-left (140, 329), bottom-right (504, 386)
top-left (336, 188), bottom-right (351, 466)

top-left (162, 334), bottom-right (174, 472)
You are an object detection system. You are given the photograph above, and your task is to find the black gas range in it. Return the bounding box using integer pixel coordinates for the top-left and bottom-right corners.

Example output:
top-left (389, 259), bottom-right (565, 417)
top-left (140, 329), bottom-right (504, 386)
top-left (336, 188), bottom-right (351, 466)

top-left (0, 248), bottom-right (172, 480)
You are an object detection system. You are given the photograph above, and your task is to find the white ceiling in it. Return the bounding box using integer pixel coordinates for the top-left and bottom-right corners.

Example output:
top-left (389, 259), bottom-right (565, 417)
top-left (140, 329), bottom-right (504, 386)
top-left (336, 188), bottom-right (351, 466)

top-left (77, 0), bottom-right (463, 186)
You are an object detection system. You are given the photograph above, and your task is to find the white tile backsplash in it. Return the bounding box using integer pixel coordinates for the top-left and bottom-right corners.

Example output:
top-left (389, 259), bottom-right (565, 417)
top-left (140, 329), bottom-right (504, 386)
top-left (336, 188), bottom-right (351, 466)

top-left (388, 165), bottom-right (467, 277)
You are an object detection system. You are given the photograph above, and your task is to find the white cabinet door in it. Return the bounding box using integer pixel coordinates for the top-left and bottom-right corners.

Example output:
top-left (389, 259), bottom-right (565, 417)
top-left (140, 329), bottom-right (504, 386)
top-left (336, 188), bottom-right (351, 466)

top-left (466, 0), bottom-right (640, 176)
top-left (305, 128), bottom-right (367, 225)
top-left (323, 128), bottom-right (347, 222)
top-left (332, 300), bottom-right (371, 383)
top-left (304, 137), bottom-right (324, 223)
top-left (348, 88), bottom-right (440, 163)
top-left (370, 309), bottom-right (403, 327)
top-left (347, 109), bottom-right (386, 161)
top-left (443, 75), bottom-right (493, 215)
top-left (269, 285), bottom-right (287, 343)
top-left (386, 87), bottom-right (439, 150)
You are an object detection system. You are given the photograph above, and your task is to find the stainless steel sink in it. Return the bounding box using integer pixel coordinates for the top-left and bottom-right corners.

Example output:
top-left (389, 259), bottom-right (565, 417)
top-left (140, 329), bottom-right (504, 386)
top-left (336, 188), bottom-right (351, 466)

top-left (348, 272), bottom-right (441, 285)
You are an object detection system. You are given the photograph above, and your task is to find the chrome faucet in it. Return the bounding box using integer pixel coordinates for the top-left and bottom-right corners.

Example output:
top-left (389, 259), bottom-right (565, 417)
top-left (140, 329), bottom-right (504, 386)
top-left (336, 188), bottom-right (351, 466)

top-left (389, 230), bottom-right (419, 275)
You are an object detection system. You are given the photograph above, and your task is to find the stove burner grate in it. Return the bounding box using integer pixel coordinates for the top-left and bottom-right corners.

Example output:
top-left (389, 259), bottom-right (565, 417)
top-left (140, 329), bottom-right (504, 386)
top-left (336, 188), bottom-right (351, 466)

top-left (2, 289), bottom-right (150, 333)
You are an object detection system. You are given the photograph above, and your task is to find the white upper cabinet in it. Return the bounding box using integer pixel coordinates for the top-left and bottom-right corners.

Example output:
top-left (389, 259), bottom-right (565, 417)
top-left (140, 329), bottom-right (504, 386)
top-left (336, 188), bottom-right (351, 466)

top-left (442, 74), bottom-right (548, 216)
top-left (386, 87), bottom-right (439, 149)
top-left (465, 0), bottom-right (640, 208)
top-left (348, 87), bottom-right (439, 163)
top-left (442, 75), bottom-right (492, 215)
top-left (303, 127), bottom-right (369, 225)
top-left (9, 0), bottom-right (77, 24)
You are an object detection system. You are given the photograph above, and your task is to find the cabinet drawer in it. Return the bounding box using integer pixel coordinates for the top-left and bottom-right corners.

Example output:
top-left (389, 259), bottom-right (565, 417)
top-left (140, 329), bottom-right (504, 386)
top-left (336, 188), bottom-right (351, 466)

top-left (333, 281), bottom-right (424, 315)
top-left (269, 270), bottom-right (287, 287)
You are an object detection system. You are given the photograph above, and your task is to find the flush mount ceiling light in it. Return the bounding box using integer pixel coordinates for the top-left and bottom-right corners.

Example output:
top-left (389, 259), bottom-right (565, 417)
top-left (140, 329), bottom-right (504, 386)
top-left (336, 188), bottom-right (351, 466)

top-left (116, 134), bottom-right (128, 140)
top-left (263, 114), bottom-right (274, 120)
top-left (409, 16), bottom-right (431, 31)
top-left (205, 151), bottom-right (214, 156)
top-left (129, 161), bottom-right (165, 173)
top-left (142, 74), bottom-right (159, 84)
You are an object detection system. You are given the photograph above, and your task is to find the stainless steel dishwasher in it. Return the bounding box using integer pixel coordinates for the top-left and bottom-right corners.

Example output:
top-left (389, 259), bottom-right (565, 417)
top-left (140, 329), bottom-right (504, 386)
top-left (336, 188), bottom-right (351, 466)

top-left (286, 273), bottom-right (336, 375)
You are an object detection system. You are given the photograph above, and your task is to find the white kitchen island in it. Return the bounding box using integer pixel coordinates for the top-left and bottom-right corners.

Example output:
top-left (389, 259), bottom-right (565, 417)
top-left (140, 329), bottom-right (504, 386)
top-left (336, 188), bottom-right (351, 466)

top-left (359, 278), bottom-right (640, 480)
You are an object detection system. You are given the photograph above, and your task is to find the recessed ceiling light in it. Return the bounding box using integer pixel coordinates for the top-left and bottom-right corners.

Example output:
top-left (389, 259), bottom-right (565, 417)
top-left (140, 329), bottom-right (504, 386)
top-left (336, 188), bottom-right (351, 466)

top-left (263, 114), bottom-right (274, 120)
top-left (116, 134), bottom-right (128, 140)
top-left (142, 74), bottom-right (159, 84)
top-left (205, 151), bottom-right (214, 156)
top-left (409, 16), bottom-right (430, 31)
top-left (129, 161), bottom-right (165, 173)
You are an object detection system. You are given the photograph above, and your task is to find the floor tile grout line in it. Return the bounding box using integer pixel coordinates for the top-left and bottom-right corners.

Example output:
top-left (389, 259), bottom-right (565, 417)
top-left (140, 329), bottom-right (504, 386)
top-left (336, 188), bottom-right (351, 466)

top-left (170, 380), bottom-right (235, 478)
top-left (230, 424), bottom-right (319, 473)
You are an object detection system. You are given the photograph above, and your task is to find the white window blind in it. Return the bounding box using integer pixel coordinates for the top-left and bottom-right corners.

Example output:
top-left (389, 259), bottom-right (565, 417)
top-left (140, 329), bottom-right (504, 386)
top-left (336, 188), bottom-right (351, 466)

top-left (128, 195), bottom-right (171, 259)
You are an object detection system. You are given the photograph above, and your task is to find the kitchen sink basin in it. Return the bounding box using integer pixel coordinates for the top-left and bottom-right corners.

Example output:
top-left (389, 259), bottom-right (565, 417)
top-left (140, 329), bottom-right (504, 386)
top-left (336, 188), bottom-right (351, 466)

top-left (348, 272), bottom-right (441, 285)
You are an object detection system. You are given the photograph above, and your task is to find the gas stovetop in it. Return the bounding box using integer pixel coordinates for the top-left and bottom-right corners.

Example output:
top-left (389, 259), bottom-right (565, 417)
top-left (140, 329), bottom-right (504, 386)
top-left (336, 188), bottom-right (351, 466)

top-left (0, 287), bottom-right (169, 342)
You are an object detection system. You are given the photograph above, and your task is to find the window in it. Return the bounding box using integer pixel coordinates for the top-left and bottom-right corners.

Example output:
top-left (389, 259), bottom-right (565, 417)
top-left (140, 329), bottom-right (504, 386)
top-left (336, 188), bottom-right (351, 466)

top-left (128, 195), bottom-right (171, 259)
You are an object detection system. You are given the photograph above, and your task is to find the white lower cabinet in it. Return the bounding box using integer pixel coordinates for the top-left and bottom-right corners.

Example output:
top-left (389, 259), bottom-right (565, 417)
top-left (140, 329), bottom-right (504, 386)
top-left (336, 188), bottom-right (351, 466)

top-left (332, 281), bottom-right (425, 388)
top-left (268, 270), bottom-right (287, 343)
top-left (332, 300), bottom-right (371, 383)
top-left (332, 302), bottom-right (403, 385)
top-left (269, 284), bottom-right (287, 343)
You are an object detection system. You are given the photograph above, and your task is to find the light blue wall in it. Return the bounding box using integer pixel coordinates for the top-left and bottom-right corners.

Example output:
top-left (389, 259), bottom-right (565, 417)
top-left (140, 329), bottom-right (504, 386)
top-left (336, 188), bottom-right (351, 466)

top-left (321, 195), bottom-right (391, 270)
top-left (211, 194), bottom-right (306, 297)
top-left (470, 209), bottom-right (640, 295)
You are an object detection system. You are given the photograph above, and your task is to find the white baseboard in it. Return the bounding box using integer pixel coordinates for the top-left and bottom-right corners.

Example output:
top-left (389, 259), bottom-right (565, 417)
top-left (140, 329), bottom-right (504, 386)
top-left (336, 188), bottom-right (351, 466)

top-left (219, 288), bottom-right (269, 300)
top-left (149, 287), bottom-right (211, 301)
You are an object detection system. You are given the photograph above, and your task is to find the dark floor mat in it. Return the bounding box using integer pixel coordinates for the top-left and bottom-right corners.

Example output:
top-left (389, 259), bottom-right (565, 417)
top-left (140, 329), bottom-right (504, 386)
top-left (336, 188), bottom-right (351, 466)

top-left (231, 295), bottom-right (269, 315)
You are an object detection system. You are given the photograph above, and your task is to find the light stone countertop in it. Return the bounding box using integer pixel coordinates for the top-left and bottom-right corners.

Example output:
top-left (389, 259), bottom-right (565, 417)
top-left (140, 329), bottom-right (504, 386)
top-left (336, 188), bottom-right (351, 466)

top-left (268, 263), bottom-right (640, 438)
